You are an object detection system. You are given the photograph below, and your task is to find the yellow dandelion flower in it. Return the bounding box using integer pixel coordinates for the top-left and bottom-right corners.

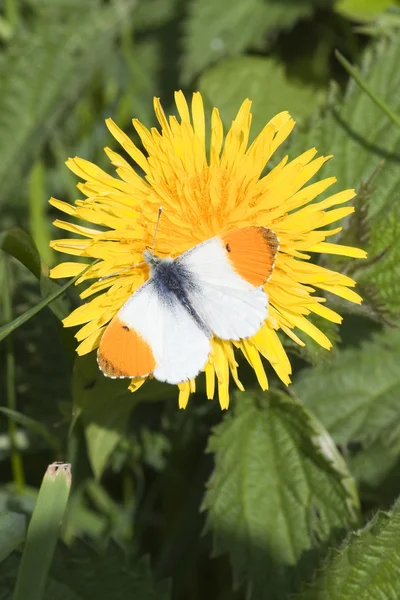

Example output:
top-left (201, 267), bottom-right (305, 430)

top-left (50, 91), bottom-right (366, 410)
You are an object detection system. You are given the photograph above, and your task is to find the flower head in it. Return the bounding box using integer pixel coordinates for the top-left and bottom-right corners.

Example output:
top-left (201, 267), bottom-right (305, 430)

top-left (50, 91), bottom-right (366, 409)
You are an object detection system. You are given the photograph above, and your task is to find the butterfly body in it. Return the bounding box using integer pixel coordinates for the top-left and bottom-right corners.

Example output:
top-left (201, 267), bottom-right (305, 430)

top-left (98, 227), bottom-right (278, 384)
top-left (143, 250), bottom-right (212, 337)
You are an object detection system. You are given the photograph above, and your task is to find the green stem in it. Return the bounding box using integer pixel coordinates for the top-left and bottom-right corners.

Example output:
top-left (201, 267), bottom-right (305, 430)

top-left (335, 50), bottom-right (400, 130)
top-left (3, 260), bottom-right (25, 491)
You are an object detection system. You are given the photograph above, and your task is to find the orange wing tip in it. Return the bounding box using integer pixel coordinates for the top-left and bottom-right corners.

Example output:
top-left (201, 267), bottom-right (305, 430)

top-left (222, 226), bottom-right (279, 286)
top-left (97, 317), bottom-right (156, 379)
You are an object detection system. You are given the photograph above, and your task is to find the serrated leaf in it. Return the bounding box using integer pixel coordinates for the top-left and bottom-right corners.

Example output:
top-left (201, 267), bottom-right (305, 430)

top-left (293, 327), bottom-right (400, 487)
top-left (49, 541), bottom-right (169, 600)
top-left (0, 0), bottom-right (135, 205)
top-left (182, 0), bottom-right (326, 84)
top-left (203, 390), bottom-right (359, 599)
top-left (300, 495), bottom-right (400, 599)
top-left (0, 542), bottom-right (169, 600)
top-left (289, 36), bottom-right (400, 317)
top-left (200, 56), bottom-right (321, 138)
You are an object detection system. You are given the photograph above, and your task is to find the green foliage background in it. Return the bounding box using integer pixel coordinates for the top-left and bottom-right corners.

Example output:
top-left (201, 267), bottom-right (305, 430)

top-left (1, 0), bottom-right (400, 598)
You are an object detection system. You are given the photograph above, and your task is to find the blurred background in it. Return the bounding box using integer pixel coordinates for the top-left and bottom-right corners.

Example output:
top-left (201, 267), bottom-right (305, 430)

top-left (0, 0), bottom-right (400, 598)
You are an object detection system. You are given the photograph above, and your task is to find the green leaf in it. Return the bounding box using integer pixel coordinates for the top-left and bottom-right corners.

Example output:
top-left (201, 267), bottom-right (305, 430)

top-left (134, 0), bottom-right (180, 30)
top-left (335, 50), bottom-right (400, 131)
top-left (336, 0), bottom-right (395, 21)
top-left (72, 354), bottom-right (138, 480)
top-left (0, 227), bottom-right (74, 321)
top-left (72, 354), bottom-right (172, 479)
top-left (0, 408), bottom-right (60, 453)
top-left (203, 390), bottom-right (359, 599)
top-left (0, 542), bottom-right (168, 600)
top-left (200, 56), bottom-right (321, 138)
top-left (49, 541), bottom-right (170, 600)
top-left (293, 327), bottom-right (400, 487)
top-left (300, 495), bottom-right (400, 599)
top-left (182, 0), bottom-right (327, 83)
top-left (0, 0), bottom-right (135, 204)
top-left (0, 228), bottom-right (41, 279)
top-left (0, 513), bottom-right (25, 564)
top-left (0, 262), bottom-right (90, 343)
top-left (28, 160), bottom-right (54, 266)
top-left (289, 36), bottom-right (400, 317)
top-left (13, 463), bottom-right (71, 600)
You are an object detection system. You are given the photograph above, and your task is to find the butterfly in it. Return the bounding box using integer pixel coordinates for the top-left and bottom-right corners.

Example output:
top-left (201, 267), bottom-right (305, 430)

top-left (97, 226), bottom-right (279, 384)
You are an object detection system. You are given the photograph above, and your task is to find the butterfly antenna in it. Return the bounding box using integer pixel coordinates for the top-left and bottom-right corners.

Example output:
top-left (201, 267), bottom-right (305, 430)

top-left (151, 206), bottom-right (163, 254)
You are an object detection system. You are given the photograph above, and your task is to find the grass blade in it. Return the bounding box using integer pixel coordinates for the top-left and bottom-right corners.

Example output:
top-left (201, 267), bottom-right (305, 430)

top-left (335, 49), bottom-right (400, 130)
top-left (0, 262), bottom-right (92, 343)
top-left (13, 462), bottom-right (72, 600)
top-left (0, 407), bottom-right (60, 453)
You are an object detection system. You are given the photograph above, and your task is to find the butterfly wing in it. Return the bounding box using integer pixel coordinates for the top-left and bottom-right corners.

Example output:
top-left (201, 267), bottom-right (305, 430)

top-left (97, 280), bottom-right (211, 384)
top-left (179, 226), bottom-right (278, 340)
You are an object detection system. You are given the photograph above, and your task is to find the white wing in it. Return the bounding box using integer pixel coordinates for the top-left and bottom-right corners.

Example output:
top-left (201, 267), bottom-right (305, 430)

top-left (179, 237), bottom-right (268, 340)
top-left (99, 281), bottom-right (211, 384)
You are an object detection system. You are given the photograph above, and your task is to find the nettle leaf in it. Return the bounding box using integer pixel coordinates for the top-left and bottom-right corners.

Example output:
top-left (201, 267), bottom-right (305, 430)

top-left (289, 36), bottom-right (400, 318)
top-left (0, 0), bottom-right (134, 205)
top-left (0, 542), bottom-right (169, 600)
top-left (200, 56), bottom-right (320, 138)
top-left (300, 495), bottom-right (400, 600)
top-left (48, 541), bottom-right (170, 600)
top-left (293, 327), bottom-right (400, 488)
top-left (203, 391), bottom-right (359, 600)
top-left (182, 0), bottom-right (326, 84)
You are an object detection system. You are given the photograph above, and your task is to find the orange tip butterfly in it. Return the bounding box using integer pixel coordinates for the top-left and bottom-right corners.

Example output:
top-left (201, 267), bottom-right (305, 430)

top-left (97, 226), bottom-right (279, 384)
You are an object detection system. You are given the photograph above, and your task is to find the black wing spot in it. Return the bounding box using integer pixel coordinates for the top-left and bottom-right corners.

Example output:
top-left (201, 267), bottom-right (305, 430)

top-left (122, 325), bottom-right (130, 331)
top-left (225, 243), bottom-right (231, 252)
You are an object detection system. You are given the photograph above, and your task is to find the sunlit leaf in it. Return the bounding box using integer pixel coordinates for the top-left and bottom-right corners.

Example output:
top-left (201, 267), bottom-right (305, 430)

top-left (289, 35), bottom-right (400, 317)
top-left (182, 0), bottom-right (329, 83)
top-left (200, 56), bottom-right (321, 137)
top-left (336, 0), bottom-right (395, 21)
top-left (0, 0), bottom-right (135, 204)
top-left (203, 390), bottom-right (359, 599)
top-left (294, 327), bottom-right (400, 489)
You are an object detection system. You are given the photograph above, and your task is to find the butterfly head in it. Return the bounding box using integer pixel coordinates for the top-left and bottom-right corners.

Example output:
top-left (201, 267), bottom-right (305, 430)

top-left (143, 249), bottom-right (158, 266)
